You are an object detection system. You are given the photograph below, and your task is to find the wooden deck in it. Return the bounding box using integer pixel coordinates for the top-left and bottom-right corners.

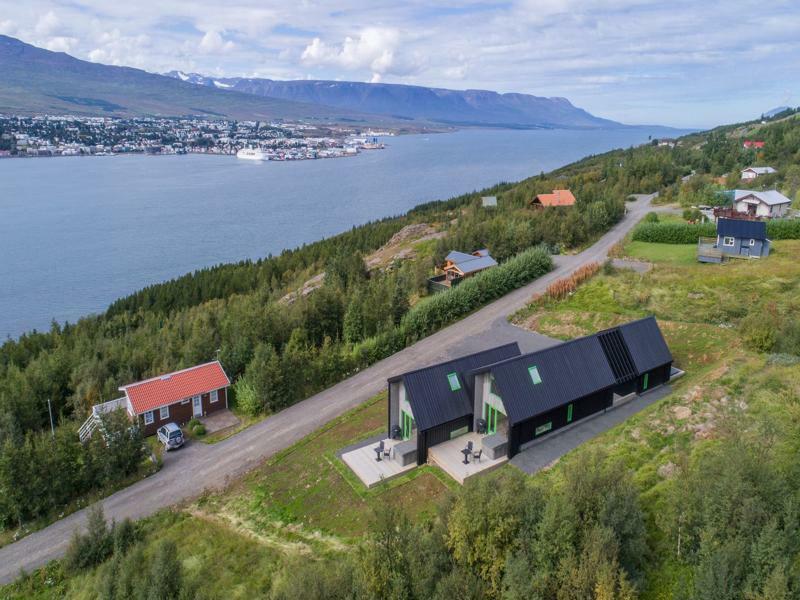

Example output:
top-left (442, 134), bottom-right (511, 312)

top-left (427, 432), bottom-right (508, 485)
top-left (341, 438), bottom-right (416, 488)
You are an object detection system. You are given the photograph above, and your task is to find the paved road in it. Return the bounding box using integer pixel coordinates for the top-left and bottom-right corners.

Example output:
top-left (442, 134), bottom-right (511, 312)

top-left (0, 193), bottom-right (659, 583)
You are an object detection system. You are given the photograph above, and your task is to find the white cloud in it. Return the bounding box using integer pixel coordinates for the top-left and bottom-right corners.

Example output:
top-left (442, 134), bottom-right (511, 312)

top-left (34, 11), bottom-right (61, 36)
top-left (199, 30), bottom-right (235, 54)
top-left (44, 36), bottom-right (77, 53)
top-left (302, 27), bottom-right (400, 79)
top-left (0, 19), bottom-right (18, 36)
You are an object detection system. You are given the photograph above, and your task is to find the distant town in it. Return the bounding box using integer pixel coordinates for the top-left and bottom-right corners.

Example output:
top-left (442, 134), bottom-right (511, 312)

top-left (0, 114), bottom-right (393, 160)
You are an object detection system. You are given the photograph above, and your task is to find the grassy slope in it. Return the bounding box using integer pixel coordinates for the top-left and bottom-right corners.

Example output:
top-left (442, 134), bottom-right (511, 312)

top-left (513, 238), bottom-right (800, 597)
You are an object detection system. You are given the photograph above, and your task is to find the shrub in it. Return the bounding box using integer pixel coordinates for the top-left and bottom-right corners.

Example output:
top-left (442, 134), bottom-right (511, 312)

top-left (644, 211), bottom-right (660, 223)
top-left (633, 220), bottom-right (800, 245)
top-left (739, 312), bottom-right (778, 353)
top-left (632, 222), bottom-right (715, 244)
top-left (192, 423), bottom-right (206, 436)
top-left (64, 506), bottom-right (113, 572)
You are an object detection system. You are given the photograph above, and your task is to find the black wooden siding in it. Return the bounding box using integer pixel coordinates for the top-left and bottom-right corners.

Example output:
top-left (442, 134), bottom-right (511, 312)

top-left (417, 415), bottom-right (472, 465)
top-left (508, 387), bottom-right (613, 457)
top-left (637, 363), bottom-right (671, 394)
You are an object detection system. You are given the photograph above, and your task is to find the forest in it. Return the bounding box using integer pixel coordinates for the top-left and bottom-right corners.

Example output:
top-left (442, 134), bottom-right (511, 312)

top-left (1, 112), bottom-right (799, 530)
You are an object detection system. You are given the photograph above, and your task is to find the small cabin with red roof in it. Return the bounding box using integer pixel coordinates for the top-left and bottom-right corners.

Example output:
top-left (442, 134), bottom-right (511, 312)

top-left (531, 189), bottom-right (576, 208)
top-left (743, 140), bottom-right (765, 150)
top-left (84, 361), bottom-right (231, 438)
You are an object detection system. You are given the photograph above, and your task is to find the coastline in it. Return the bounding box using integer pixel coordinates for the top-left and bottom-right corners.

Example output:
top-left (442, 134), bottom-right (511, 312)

top-left (0, 125), bottom-right (691, 340)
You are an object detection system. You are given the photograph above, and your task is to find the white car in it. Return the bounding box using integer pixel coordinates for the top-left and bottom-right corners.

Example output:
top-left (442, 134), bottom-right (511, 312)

top-left (157, 422), bottom-right (185, 450)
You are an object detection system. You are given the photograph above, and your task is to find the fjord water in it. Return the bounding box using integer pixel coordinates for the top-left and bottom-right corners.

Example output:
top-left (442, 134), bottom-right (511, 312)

top-left (0, 126), bottom-right (683, 339)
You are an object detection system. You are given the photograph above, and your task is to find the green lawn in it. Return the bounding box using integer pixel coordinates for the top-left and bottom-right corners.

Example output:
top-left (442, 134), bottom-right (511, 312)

top-left (197, 394), bottom-right (453, 544)
top-left (624, 241), bottom-right (697, 265)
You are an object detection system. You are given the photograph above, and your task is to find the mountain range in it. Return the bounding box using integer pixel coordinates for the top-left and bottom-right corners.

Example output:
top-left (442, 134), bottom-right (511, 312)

top-left (0, 34), bottom-right (621, 128)
top-left (164, 71), bottom-right (621, 129)
top-left (0, 35), bottom-right (367, 122)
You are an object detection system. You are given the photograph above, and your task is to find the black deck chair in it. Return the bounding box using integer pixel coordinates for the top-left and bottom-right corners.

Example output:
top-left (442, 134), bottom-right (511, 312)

top-left (374, 440), bottom-right (385, 461)
top-left (472, 448), bottom-right (482, 462)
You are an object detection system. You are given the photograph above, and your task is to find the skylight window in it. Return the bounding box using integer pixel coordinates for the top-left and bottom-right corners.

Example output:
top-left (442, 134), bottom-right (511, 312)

top-left (447, 372), bottom-right (461, 391)
top-left (528, 365), bottom-right (542, 385)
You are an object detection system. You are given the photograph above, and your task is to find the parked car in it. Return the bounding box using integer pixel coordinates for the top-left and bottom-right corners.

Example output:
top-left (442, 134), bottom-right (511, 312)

top-left (157, 422), bottom-right (185, 450)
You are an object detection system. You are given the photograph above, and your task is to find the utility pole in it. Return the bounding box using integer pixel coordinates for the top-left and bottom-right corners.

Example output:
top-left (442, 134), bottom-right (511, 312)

top-left (47, 398), bottom-right (55, 438)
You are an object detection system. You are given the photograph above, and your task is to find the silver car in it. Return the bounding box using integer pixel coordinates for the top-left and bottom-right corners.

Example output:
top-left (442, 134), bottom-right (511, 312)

top-left (157, 422), bottom-right (185, 450)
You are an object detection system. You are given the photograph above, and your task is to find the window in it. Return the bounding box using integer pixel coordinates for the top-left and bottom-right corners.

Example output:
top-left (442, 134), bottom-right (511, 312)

top-left (528, 365), bottom-right (542, 385)
top-left (159, 406), bottom-right (169, 420)
top-left (567, 403), bottom-right (574, 423)
top-left (447, 372), bottom-right (461, 391)
top-left (210, 390), bottom-right (219, 403)
top-left (181, 398), bottom-right (190, 405)
top-left (535, 422), bottom-right (552, 436)
top-left (722, 236), bottom-right (735, 247)
top-left (144, 411), bottom-right (154, 425)
top-left (749, 238), bottom-right (756, 247)
top-left (642, 373), bottom-right (649, 390)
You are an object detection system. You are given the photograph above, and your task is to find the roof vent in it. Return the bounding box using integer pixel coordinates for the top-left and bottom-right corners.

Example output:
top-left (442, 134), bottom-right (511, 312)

top-left (160, 375), bottom-right (171, 381)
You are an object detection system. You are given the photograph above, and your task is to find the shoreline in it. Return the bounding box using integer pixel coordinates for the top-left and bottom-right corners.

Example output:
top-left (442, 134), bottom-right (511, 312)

top-left (0, 125), bottom-right (690, 340)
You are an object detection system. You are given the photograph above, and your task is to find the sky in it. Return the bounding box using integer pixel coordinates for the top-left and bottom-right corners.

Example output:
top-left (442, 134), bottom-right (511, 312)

top-left (1, 0), bottom-right (799, 128)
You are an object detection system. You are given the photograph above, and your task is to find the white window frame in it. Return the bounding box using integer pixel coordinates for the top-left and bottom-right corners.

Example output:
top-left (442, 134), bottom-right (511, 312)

top-left (181, 398), bottom-right (190, 405)
top-left (210, 389), bottom-right (219, 403)
top-left (159, 405), bottom-right (170, 420)
top-left (722, 236), bottom-right (735, 247)
top-left (749, 238), bottom-right (756, 246)
top-left (144, 411), bottom-right (154, 425)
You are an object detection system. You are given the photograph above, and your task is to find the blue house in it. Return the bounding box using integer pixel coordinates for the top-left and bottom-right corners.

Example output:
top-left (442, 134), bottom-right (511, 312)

top-left (698, 218), bottom-right (770, 263)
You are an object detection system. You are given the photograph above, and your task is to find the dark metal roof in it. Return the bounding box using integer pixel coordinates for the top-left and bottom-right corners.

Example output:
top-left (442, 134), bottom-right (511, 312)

top-left (477, 336), bottom-right (617, 425)
top-left (717, 218), bottom-right (767, 240)
top-left (616, 316), bottom-right (673, 375)
top-left (597, 328), bottom-right (637, 383)
top-left (393, 343), bottom-right (521, 431)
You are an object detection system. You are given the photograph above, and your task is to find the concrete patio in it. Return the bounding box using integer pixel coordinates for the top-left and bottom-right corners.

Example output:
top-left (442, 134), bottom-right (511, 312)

top-left (341, 438), bottom-right (415, 488)
top-left (198, 409), bottom-right (240, 434)
top-left (428, 432), bottom-right (507, 484)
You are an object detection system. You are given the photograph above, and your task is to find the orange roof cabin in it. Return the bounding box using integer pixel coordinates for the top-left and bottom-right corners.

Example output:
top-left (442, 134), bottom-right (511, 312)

top-left (743, 140), bottom-right (765, 149)
top-left (531, 189), bottom-right (576, 208)
top-left (81, 361), bottom-right (231, 440)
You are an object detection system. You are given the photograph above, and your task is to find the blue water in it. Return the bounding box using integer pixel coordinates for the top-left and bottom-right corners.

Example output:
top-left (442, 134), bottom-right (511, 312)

top-left (0, 126), bottom-right (685, 339)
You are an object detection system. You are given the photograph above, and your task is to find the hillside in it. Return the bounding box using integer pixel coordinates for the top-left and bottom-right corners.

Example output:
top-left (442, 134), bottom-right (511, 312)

top-left (0, 35), bottom-right (372, 122)
top-left (164, 70), bottom-right (623, 129)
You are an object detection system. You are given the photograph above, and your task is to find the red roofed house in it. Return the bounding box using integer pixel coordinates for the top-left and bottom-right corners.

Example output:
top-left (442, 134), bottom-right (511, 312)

top-left (531, 189), bottom-right (577, 208)
top-left (121, 361), bottom-right (231, 436)
top-left (82, 361), bottom-right (231, 439)
top-left (743, 140), bottom-right (765, 149)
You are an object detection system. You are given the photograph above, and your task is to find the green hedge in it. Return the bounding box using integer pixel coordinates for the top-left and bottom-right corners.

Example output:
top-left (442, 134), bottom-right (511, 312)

top-left (631, 222), bottom-right (716, 244)
top-left (400, 246), bottom-right (553, 341)
top-left (632, 220), bottom-right (800, 244)
top-left (766, 219), bottom-right (800, 239)
top-left (346, 246), bottom-right (552, 371)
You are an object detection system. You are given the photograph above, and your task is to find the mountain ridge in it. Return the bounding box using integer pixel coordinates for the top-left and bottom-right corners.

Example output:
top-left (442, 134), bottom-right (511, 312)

top-left (0, 35), bottom-right (376, 122)
top-left (164, 70), bottom-right (623, 129)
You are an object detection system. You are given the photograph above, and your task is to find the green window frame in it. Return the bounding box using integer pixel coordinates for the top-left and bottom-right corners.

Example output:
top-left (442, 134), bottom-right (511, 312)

top-left (447, 372), bottom-right (461, 391)
top-left (567, 403), bottom-right (573, 423)
top-left (642, 373), bottom-right (649, 390)
top-left (485, 404), bottom-right (502, 435)
top-left (401, 410), bottom-right (414, 440)
top-left (535, 422), bottom-right (552, 436)
top-left (528, 365), bottom-right (542, 385)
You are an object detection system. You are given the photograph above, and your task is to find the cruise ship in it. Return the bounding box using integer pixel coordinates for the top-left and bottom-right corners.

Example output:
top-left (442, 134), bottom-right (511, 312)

top-left (236, 148), bottom-right (267, 161)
